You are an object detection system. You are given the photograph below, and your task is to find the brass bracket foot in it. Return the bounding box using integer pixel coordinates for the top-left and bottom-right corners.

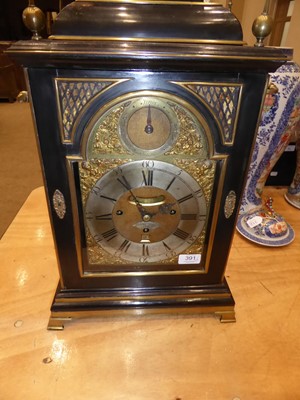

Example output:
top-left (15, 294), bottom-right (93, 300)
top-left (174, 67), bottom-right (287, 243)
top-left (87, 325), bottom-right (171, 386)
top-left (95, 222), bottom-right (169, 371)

top-left (47, 316), bottom-right (72, 331)
top-left (215, 310), bottom-right (236, 323)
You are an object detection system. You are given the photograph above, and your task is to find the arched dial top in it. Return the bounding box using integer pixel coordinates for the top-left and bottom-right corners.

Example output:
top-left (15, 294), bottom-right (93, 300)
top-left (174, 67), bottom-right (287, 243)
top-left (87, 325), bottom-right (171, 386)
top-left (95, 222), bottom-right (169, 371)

top-left (85, 91), bottom-right (211, 159)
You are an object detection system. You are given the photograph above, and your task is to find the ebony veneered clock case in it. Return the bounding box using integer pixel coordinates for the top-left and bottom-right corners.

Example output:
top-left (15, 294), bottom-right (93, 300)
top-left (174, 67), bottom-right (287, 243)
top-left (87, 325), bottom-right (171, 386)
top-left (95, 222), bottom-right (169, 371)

top-left (8, 0), bottom-right (291, 329)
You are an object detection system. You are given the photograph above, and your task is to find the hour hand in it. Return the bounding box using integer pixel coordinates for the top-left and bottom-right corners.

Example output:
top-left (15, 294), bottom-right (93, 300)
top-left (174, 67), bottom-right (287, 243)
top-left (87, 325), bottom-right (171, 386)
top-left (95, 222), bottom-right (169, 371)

top-left (129, 190), bottom-right (156, 220)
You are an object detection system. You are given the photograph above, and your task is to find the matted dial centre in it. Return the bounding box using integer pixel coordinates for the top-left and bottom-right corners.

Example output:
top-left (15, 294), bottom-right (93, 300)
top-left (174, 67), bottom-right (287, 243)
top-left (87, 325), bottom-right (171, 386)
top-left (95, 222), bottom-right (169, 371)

top-left (112, 186), bottom-right (180, 243)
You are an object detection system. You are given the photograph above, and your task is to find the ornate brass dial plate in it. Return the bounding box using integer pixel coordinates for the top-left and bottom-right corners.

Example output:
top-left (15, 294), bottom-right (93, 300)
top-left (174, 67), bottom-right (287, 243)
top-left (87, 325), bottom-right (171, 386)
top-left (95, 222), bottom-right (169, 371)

top-left (78, 90), bottom-right (216, 273)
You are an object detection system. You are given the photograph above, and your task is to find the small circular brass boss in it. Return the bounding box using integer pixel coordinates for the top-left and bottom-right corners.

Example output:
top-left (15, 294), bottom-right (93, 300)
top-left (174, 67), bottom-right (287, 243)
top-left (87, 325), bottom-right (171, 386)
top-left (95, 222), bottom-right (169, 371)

top-left (143, 215), bottom-right (151, 222)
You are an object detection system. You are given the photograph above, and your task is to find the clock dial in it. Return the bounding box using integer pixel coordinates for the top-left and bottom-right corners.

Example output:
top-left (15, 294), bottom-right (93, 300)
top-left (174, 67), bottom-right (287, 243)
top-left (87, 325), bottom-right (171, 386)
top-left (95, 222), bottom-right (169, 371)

top-left (85, 160), bottom-right (207, 264)
top-left (120, 96), bottom-right (178, 154)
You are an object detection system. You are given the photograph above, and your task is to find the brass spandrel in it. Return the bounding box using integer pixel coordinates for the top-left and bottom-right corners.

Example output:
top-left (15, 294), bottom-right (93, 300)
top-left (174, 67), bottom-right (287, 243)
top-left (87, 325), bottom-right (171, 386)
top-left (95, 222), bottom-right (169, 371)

top-left (173, 159), bottom-right (216, 203)
top-left (86, 231), bottom-right (126, 266)
top-left (165, 103), bottom-right (208, 158)
top-left (79, 158), bottom-right (132, 204)
top-left (88, 105), bottom-right (128, 158)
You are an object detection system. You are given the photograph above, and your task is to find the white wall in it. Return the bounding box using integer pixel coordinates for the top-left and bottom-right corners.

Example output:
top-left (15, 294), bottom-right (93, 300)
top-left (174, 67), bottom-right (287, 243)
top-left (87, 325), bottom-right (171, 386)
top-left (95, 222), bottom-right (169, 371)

top-left (285, 0), bottom-right (300, 64)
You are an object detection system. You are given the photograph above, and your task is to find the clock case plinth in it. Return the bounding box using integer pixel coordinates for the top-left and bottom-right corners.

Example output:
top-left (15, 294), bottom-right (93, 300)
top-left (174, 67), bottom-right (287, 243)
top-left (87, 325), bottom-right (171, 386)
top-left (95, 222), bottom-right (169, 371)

top-left (8, 1), bottom-right (292, 329)
top-left (47, 280), bottom-right (236, 330)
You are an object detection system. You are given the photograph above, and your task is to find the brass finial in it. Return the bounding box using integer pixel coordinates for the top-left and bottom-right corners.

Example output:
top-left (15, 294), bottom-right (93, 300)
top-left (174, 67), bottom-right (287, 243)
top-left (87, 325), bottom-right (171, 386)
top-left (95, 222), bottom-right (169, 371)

top-left (22, 0), bottom-right (46, 40)
top-left (252, 0), bottom-right (273, 47)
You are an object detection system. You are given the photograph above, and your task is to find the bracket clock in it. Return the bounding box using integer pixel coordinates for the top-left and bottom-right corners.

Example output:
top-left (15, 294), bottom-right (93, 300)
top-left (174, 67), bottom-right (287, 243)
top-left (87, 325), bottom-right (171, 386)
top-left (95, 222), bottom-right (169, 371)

top-left (8, 0), bottom-right (291, 329)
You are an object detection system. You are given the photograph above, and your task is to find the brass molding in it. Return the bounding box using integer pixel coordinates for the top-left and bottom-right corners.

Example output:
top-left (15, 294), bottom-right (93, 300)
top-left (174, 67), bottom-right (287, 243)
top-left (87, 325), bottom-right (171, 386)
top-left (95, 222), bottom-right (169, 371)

top-left (54, 292), bottom-right (231, 304)
top-left (49, 35), bottom-right (245, 46)
top-left (10, 47), bottom-right (291, 62)
top-left (75, 0), bottom-right (223, 6)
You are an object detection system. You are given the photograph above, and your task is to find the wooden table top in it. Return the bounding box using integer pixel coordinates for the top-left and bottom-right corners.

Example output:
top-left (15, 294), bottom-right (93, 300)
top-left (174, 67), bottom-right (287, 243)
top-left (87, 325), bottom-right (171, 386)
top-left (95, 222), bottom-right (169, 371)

top-left (1, 186), bottom-right (299, 400)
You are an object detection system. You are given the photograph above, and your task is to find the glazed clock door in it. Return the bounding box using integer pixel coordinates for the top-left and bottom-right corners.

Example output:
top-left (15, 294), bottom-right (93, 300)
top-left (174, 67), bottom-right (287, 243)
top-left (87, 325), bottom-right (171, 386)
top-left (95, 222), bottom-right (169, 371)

top-left (73, 89), bottom-right (220, 278)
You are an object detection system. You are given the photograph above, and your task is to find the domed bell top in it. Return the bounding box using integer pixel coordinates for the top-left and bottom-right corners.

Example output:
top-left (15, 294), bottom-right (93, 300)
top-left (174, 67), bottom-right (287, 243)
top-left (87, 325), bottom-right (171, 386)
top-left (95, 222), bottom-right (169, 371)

top-left (50, 0), bottom-right (244, 45)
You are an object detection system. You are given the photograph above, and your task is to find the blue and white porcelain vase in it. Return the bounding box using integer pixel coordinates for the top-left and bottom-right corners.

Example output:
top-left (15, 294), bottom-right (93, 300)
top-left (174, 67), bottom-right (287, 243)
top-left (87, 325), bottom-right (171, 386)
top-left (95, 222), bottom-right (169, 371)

top-left (237, 62), bottom-right (300, 246)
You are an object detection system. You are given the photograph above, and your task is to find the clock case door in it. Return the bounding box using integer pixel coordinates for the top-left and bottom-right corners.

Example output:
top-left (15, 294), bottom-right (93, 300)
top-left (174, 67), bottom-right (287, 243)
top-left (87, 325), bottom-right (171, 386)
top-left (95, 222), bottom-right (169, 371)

top-left (25, 68), bottom-right (269, 323)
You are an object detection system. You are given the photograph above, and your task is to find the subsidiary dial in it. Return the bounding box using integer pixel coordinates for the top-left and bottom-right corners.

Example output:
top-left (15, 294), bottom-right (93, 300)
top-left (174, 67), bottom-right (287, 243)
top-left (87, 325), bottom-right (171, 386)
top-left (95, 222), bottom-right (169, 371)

top-left (119, 96), bottom-right (179, 155)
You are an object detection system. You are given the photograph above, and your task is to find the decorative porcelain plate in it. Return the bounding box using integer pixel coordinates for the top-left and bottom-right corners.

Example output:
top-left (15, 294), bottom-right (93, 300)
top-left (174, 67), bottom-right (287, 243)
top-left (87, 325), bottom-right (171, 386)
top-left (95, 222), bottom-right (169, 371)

top-left (237, 198), bottom-right (295, 247)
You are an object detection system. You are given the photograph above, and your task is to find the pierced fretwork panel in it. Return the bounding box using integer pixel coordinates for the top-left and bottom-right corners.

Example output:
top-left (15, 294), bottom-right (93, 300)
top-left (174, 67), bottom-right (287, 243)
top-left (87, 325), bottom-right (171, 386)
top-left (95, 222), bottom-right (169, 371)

top-left (187, 84), bottom-right (242, 145)
top-left (55, 79), bottom-right (125, 143)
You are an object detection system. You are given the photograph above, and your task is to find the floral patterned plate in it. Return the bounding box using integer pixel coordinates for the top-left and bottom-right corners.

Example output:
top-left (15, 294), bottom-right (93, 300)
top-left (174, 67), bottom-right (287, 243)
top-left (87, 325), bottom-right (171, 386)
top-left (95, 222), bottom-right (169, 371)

top-left (236, 198), bottom-right (295, 247)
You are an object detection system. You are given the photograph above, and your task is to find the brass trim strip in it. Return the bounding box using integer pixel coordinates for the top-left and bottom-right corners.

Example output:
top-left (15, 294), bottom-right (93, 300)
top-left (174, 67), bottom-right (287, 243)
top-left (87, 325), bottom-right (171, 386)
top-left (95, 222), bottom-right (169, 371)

top-left (75, 0), bottom-right (223, 5)
top-left (49, 35), bottom-right (245, 46)
top-left (55, 292), bottom-right (232, 303)
top-left (83, 269), bottom-right (203, 278)
top-left (10, 49), bottom-right (292, 62)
